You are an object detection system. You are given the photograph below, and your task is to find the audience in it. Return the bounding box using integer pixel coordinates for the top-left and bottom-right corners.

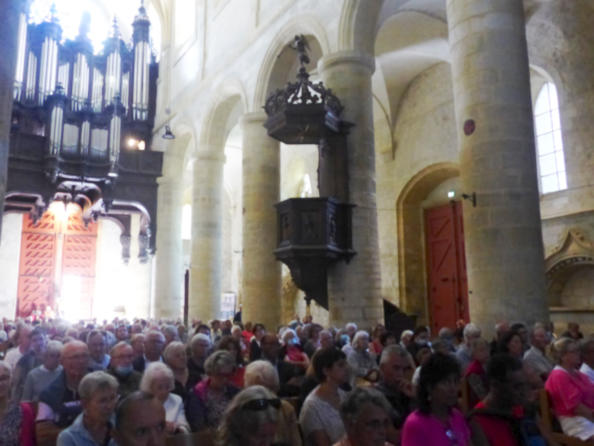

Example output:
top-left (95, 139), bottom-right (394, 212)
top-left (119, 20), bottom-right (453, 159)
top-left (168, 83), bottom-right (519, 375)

top-left (186, 350), bottom-right (240, 432)
top-left (455, 323), bottom-right (481, 371)
top-left (133, 330), bottom-right (166, 373)
top-left (470, 353), bottom-right (547, 446)
top-left (0, 360), bottom-right (35, 445)
top-left (300, 347), bottom-right (350, 445)
top-left (112, 391), bottom-right (166, 446)
top-left (218, 385), bottom-right (280, 446)
top-left (11, 326), bottom-right (47, 401)
top-left (56, 371), bottom-right (119, 445)
top-left (464, 337), bottom-right (490, 408)
top-left (107, 342), bottom-right (141, 398)
top-left (402, 352), bottom-right (482, 446)
top-left (36, 340), bottom-right (90, 446)
top-left (21, 339), bottom-right (63, 402)
top-left (498, 330), bottom-right (524, 359)
top-left (523, 325), bottom-right (554, 380)
top-left (6, 310), bottom-right (594, 446)
top-left (579, 337), bottom-right (594, 384)
top-left (347, 330), bottom-right (378, 383)
top-left (216, 335), bottom-right (246, 388)
top-left (336, 387), bottom-right (394, 446)
top-left (375, 345), bottom-right (414, 444)
top-left (163, 341), bottom-right (190, 399)
top-left (545, 337), bottom-right (594, 441)
top-left (4, 324), bottom-right (33, 369)
top-left (187, 332), bottom-right (211, 388)
top-left (87, 330), bottom-right (110, 371)
top-left (244, 360), bottom-right (301, 446)
top-left (140, 362), bottom-right (190, 434)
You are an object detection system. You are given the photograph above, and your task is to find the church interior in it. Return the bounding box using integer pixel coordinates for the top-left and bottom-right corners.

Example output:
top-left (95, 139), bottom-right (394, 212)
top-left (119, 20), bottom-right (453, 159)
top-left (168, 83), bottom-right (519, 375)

top-left (1, 0), bottom-right (593, 337)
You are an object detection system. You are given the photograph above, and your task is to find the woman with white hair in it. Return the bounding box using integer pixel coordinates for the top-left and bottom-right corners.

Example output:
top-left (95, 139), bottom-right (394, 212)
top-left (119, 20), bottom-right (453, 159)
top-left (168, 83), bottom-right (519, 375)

top-left (245, 360), bottom-right (301, 446)
top-left (163, 341), bottom-right (190, 400)
top-left (140, 362), bottom-right (190, 435)
top-left (218, 385), bottom-right (281, 446)
top-left (0, 360), bottom-right (35, 445)
top-left (347, 331), bottom-right (378, 382)
top-left (56, 371), bottom-right (119, 445)
top-left (186, 350), bottom-right (240, 432)
top-left (281, 328), bottom-right (310, 369)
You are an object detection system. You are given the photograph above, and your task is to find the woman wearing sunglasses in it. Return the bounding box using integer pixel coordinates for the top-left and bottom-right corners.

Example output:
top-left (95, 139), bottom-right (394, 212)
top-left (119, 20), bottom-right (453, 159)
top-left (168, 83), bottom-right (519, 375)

top-left (218, 385), bottom-right (281, 446)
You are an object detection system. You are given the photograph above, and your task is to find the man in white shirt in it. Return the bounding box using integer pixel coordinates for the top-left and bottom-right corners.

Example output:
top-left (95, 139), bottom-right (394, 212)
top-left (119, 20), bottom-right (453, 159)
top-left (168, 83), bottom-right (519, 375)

top-left (579, 337), bottom-right (594, 384)
top-left (4, 324), bottom-right (32, 369)
top-left (523, 325), bottom-right (554, 380)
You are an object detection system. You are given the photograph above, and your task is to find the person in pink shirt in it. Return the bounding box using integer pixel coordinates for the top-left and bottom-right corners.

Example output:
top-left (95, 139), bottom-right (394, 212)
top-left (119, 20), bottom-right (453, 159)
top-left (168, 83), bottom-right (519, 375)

top-left (401, 352), bottom-right (486, 446)
top-left (545, 337), bottom-right (594, 441)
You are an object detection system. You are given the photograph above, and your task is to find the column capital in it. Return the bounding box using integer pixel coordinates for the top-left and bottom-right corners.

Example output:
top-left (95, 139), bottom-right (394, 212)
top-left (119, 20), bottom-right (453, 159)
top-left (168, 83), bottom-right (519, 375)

top-left (240, 111), bottom-right (268, 127)
top-left (318, 50), bottom-right (375, 75)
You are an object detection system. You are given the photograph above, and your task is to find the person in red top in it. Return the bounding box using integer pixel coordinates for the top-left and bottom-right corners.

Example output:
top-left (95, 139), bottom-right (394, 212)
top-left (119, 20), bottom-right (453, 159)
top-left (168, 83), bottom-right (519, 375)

top-left (545, 337), bottom-right (594, 441)
top-left (216, 336), bottom-right (246, 388)
top-left (464, 337), bottom-right (490, 408)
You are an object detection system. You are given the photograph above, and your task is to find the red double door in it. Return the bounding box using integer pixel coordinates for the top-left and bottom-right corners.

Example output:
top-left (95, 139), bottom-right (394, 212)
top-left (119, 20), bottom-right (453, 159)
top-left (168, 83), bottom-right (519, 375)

top-left (424, 201), bottom-right (469, 333)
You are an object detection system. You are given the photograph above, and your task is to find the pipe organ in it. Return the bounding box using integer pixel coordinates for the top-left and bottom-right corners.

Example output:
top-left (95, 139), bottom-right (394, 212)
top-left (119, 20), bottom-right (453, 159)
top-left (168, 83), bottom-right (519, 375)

top-left (7, 2), bottom-right (163, 260)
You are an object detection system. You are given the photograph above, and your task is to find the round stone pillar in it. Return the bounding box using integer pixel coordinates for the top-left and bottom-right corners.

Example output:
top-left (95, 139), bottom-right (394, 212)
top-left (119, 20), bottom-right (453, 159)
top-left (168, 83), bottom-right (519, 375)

top-left (0, 1), bottom-right (21, 238)
top-left (447, 0), bottom-right (548, 334)
top-left (240, 111), bottom-right (281, 330)
top-left (318, 51), bottom-right (383, 329)
top-left (189, 150), bottom-right (224, 321)
top-left (153, 149), bottom-right (184, 319)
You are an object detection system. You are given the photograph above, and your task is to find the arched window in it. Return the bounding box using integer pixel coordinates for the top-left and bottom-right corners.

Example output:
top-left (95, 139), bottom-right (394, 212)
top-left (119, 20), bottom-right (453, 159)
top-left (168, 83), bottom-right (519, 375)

top-left (534, 82), bottom-right (567, 194)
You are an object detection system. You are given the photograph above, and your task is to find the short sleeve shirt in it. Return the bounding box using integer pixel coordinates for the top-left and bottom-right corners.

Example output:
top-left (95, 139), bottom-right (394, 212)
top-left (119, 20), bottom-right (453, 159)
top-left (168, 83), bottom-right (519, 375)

top-left (299, 386), bottom-right (346, 445)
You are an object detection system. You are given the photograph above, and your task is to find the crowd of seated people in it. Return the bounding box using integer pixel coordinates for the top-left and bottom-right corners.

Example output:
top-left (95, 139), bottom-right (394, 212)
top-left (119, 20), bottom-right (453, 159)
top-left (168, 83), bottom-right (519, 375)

top-left (1, 314), bottom-right (594, 445)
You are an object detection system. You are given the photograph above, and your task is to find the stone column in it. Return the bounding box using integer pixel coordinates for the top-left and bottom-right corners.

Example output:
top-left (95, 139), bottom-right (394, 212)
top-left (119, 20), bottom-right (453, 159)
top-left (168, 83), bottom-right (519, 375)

top-left (318, 51), bottom-right (383, 329)
top-left (447, 0), bottom-right (548, 334)
top-left (153, 149), bottom-right (184, 319)
top-left (0, 1), bottom-right (21, 238)
top-left (189, 150), bottom-right (224, 321)
top-left (240, 111), bottom-right (281, 330)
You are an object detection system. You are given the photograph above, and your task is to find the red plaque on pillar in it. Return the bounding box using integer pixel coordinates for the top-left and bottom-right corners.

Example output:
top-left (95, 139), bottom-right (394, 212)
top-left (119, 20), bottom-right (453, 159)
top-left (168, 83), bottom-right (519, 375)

top-left (464, 119), bottom-right (475, 135)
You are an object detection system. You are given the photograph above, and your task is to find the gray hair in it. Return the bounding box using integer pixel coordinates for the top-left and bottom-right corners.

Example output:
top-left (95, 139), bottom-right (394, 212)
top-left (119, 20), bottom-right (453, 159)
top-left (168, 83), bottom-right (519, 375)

top-left (140, 362), bottom-right (175, 393)
top-left (162, 324), bottom-right (178, 339)
top-left (46, 340), bottom-right (64, 355)
top-left (380, 344), bottom-right (409, 366)
top-left (244, 360), bottom-right (280, 393)
top-left (110, 341), bottom-right (132, 357)
top-left (552, 337), bottom-right (578, 364)
top-left (218, 385), bottom-right (279, 446)
top-left (190, 332), bottom-right (212, 349)
top-left (204, 350), bottom-right (235, 376)
top-left (340, 387), bottom-right (392, 427)
top-left (345, 322), bottom-right (358, 332)
top-left (86, 329), bottom-right (106, 344)
top-left (79, 371), bottom-right (118, 400)
top-left (463, 323), bottom-right (481, 340)
top-left (352, 330), bottom-right (370, 348)
top-left (163, 341), bottom-right (186, 364)
top-left (400, 330), bottom-right (413, 341)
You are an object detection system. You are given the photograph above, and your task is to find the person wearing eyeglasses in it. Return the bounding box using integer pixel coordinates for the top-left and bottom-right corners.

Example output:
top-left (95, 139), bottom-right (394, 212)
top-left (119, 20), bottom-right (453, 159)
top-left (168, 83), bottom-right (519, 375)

top-left (335, 387), bottom-right (394, 446)
top-left (401, 352), bottom-right (486, 446)
top-left (185, 350), bottom-right (240, 432)
top-left (219, 385), bottom-right (281, 446)
top-left (245, 360), bottom-right (302, 446)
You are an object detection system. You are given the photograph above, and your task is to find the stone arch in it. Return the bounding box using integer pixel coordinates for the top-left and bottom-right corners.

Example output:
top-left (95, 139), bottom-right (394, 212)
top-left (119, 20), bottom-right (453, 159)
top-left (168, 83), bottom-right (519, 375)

top-left (396, 162), bottom-right (460, 323)
top-left (338, 0), bottom-right (384, 53)
top-left (253, 15), bottom-right (330, 110)
top-left (199, 79), bottom-right (248, 150)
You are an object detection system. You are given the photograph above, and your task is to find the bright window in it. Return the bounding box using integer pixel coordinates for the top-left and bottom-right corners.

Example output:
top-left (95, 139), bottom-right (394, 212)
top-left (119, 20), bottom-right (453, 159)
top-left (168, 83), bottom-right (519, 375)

top-left (534, 82), bottom-right (567, 194)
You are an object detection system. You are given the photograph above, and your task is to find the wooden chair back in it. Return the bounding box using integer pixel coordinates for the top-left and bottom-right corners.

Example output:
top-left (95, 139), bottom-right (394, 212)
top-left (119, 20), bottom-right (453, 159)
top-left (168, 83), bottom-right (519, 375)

top-left (537, 389), bottom-right (590, 446)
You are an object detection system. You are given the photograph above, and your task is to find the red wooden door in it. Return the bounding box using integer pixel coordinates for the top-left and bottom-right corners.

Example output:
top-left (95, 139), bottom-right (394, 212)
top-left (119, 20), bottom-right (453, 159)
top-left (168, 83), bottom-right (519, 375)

top-left (425, 202), bottom-right (469, 332)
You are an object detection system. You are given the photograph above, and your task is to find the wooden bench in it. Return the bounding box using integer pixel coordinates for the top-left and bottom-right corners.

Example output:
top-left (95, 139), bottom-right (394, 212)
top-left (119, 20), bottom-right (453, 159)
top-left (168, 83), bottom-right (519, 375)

top-left (165, 429), bottom-right (216, 446)
top-left (538, 389), bottom-right (591, 446)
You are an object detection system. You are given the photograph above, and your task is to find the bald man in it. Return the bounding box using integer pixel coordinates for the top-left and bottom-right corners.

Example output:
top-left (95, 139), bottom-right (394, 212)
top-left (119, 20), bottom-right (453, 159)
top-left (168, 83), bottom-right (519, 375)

top-left (36, 340), bottom-right (90, 446)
